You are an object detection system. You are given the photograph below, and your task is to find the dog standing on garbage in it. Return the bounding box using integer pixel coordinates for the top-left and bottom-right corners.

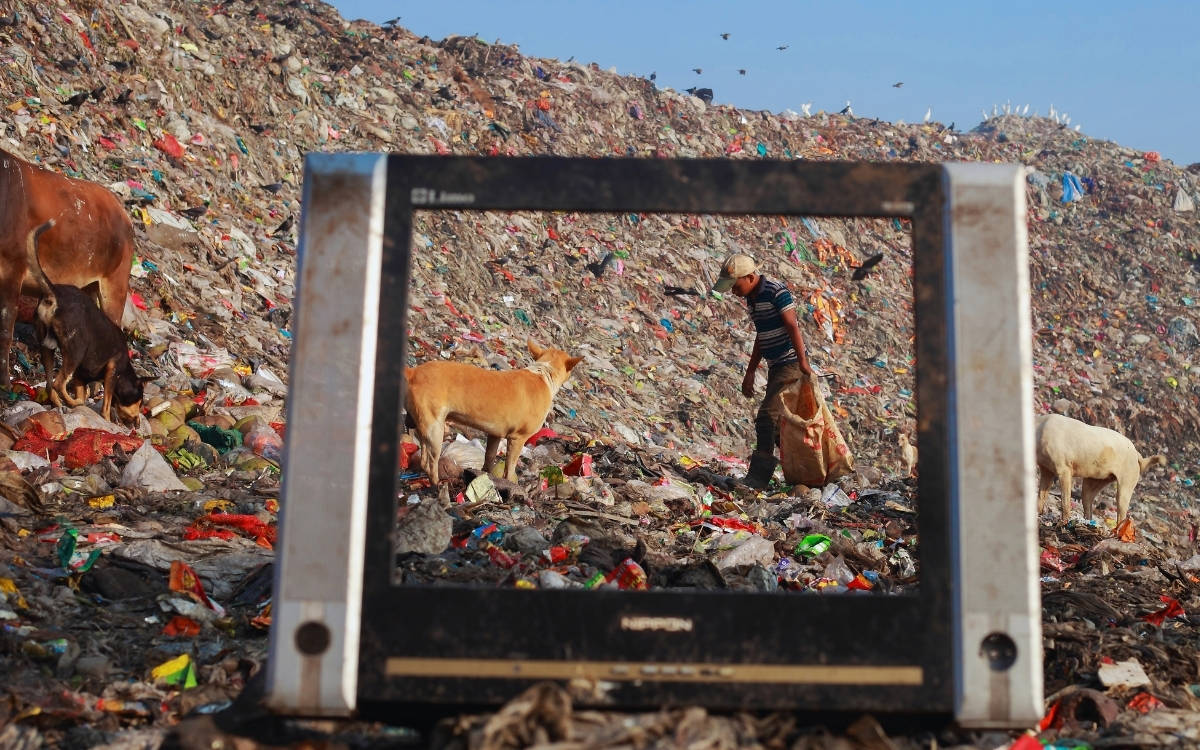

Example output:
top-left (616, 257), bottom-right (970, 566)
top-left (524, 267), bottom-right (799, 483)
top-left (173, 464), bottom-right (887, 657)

top-left (25, 221), bottom-right (145, 426)
top-left (404, 340), bottom-right (583, 484)
top-left (1035, 413), bottom-right (1166, 526)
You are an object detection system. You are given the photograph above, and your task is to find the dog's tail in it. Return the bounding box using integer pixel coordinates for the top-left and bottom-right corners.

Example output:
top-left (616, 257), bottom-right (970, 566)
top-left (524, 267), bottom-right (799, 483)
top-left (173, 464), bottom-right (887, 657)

top-left (1140, 454), bottom-right (1167, 473)
top-left (25, 220), bottom-right (57, 311)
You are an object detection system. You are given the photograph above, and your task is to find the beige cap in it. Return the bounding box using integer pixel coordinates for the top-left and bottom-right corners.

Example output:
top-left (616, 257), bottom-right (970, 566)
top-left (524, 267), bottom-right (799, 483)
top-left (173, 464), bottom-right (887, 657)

top-left (712, 253), bottom-right (758, 292)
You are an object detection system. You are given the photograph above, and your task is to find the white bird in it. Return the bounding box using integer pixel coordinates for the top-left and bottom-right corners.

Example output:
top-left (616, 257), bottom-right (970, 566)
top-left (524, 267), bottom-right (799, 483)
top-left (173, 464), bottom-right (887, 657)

top-left (801, 101), bottom-right (812, 116)
top-left (923, 106), bottom-right (932, 123)
top-left (981, 108), bottom-right (988, 120)
top-left (1048, 104), bottom-right (1056, 119)
top-left (1063, 113), bottom-right (1070, 125)
top-left (991, 104), bottom-right (998, 116)
top-left (1074, 124), bottom-right (1081, 132)
top-left (1022, 103), bottom-right (1030, 115)
top-left (1004, 102), bottom-right (1011, 114)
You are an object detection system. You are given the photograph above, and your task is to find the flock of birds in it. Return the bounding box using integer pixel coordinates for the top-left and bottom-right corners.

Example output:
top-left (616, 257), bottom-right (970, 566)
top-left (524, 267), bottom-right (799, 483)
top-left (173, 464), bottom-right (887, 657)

top-left (670, 32), bottom-right (1084, 134)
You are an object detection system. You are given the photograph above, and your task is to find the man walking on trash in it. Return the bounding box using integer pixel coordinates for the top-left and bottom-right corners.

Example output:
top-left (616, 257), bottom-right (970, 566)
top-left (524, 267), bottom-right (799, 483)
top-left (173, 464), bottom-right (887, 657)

top-left (712, 253), bottom-right (815, 489)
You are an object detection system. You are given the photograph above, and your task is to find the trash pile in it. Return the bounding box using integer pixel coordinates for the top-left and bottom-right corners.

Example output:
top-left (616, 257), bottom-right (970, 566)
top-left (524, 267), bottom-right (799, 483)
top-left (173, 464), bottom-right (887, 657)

top-left (1, 0), bottom-right (1199, 747)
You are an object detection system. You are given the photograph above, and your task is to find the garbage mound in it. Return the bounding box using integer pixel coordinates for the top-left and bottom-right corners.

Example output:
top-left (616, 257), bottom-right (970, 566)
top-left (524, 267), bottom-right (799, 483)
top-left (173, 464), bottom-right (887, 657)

top-left (1, 0), bottom-right (1198, 747)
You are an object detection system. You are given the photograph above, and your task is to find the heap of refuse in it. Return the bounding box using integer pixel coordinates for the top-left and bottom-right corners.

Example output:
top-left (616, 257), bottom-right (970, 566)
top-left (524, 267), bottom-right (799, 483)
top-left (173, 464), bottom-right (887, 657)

top-left (1, 0), bottom-right (1199, 747)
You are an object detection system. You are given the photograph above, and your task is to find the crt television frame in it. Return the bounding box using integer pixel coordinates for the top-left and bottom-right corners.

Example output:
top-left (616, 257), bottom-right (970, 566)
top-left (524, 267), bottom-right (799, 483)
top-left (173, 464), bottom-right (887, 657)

top-left (265, 155), bottom-right (1041, 729)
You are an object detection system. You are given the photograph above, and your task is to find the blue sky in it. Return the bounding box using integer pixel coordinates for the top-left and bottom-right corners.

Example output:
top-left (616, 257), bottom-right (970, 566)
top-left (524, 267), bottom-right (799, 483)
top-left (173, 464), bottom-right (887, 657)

top-left (330, 1), bottom-right (1200, 166)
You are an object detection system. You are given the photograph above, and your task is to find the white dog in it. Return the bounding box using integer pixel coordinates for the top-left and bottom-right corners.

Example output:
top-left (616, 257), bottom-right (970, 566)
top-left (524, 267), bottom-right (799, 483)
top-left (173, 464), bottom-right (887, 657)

top-left (1035, 413), bottom-right (1166, 525)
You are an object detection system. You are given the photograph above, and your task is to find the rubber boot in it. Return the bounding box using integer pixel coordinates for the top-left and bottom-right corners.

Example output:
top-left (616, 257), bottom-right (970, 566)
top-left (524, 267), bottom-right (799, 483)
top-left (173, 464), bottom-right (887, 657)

top-left (742, 451), bottom-right (779, 490)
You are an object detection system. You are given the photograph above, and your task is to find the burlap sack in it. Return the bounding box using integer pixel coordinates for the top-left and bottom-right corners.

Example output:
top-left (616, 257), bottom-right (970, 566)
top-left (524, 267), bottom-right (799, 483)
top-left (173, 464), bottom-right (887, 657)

top-left (777, 377), bottom-right (854, 487)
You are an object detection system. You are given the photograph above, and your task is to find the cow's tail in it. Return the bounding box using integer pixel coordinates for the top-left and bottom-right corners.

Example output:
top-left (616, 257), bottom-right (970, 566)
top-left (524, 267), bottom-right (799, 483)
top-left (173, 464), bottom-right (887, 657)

top-left (25, 219), bottom-right (57, 317)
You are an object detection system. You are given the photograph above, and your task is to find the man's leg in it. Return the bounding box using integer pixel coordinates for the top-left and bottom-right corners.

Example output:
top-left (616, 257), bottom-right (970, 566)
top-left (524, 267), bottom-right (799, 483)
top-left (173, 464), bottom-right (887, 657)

top-left (746, 363), bottom-right (802, 488)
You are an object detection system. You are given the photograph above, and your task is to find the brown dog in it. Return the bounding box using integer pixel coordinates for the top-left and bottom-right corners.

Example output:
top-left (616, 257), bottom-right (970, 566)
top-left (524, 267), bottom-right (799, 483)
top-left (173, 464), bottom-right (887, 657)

top-left (405, 341), bottom-right (583, 484)
top-left (1, 147), bottom-right (135, 387)
top-left (26, 221), bottom-right (145, 426)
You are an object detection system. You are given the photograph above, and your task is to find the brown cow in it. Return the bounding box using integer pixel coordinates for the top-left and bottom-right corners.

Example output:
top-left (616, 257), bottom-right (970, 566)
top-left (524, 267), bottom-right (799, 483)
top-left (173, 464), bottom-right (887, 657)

top-left (0, 147), bottom-right (135, 387)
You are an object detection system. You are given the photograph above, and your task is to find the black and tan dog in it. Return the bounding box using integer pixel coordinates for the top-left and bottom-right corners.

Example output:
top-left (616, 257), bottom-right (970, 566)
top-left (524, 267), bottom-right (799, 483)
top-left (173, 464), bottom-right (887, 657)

top-left (25, 220), bottom-right (144, 425)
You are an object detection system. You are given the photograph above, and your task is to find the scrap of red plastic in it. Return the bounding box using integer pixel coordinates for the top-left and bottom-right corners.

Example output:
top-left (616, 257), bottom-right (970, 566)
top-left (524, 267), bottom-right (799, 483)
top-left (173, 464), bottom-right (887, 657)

top-left (1009, 733), bottom-right (1042, 750)
top-left (1127, 692), bottom-right (1164, 713)
top-left (398, 442), bottom-right (420, 469)
top-left (185, 512), bottom-right (276, 546)
top-left (562, 453), bottom-right (593, 476)
top-left (1040, 548), bottom-right (1067, 572)
top-left (1038, 699), bottom-right (1060, 731)
top-left (525, 427), bottom-right (559, 447)
top-left (162, 615), bottom-right (201, 637)
top-left (1141, 595), bottom-right (1186, 626)
top-left (153, 134), bottom-right (185, 159)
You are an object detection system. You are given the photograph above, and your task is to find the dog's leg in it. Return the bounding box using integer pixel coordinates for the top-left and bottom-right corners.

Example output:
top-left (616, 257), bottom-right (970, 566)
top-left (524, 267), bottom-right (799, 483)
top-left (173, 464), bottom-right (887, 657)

top-left (1036, 467), bottom-right (1054, 515)
top-left (502, 434), bottom-right (530, 482)
top-left (413, 410), bottom-right (444, 485)
top-left (1114, 477), bottom-right (1137, 526)
top-left (100, 359), bottom-right (117, 423)
top-left (1080, 478), bottom-right (1110, 521)
top-left (53, 366), bottom-right (82, 407)
top-left (1057, 465), bottom-right (1073, 525)
top-left (483, 436), bottom-right (502, 475)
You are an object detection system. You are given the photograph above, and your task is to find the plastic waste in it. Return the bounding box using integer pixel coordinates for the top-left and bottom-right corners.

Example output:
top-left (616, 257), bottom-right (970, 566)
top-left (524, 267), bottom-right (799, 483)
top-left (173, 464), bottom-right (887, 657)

top-left (243, 423), bottom-right (283, 462)
top-left (795, 533), bottom-right (832, 557)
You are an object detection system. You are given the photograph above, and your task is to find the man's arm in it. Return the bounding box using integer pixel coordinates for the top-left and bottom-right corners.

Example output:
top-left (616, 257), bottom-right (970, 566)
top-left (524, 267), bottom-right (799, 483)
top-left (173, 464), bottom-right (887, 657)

top-left (742, 340), bottom-right (762, 397)
top-left (780, 307), bottom-right (814, 379)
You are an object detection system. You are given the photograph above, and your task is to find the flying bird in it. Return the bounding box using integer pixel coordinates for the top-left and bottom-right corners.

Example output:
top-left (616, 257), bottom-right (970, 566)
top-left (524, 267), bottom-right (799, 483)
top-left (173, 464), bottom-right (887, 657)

top-left (738, 68), bottom-right (746, 75)
top-left (893, 81), bottom-right (903, 88)
top-left (720, 32), bottom-right (730, 40)
top-left (851, 253), bottom-right (885, 281)
top-left (775, 44), bottom-right (789, 51)
top-left (691, 67), bottom-right (702, 74)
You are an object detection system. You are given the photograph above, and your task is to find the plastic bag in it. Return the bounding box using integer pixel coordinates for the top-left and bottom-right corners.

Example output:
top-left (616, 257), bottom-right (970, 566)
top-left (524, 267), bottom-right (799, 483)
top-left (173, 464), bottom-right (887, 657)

top-left (243, 424), bottom-right (282, 462)
top-left (777, 377), bottom-right (854, 487)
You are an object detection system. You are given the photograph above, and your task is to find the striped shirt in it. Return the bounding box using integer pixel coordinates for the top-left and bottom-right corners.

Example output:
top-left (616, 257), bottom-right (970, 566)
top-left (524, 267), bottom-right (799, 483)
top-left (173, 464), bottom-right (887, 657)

top-left (746, 277), bottom-right (799, 367)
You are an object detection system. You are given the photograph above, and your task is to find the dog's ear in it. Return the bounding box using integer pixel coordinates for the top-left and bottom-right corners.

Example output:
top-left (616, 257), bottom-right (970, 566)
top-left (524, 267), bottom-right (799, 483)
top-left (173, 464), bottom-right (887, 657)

top-left (80, 281), bottom-right (103, 308)
top-left (527, 340), bottom-right (543, 358)
top-left (565, 355), bottom-right (584, 371)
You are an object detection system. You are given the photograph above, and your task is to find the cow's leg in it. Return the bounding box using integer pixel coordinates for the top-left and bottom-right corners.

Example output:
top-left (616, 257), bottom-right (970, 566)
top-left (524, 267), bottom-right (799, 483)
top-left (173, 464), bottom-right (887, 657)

top-left (0, 279), bottom-right (21, 387)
